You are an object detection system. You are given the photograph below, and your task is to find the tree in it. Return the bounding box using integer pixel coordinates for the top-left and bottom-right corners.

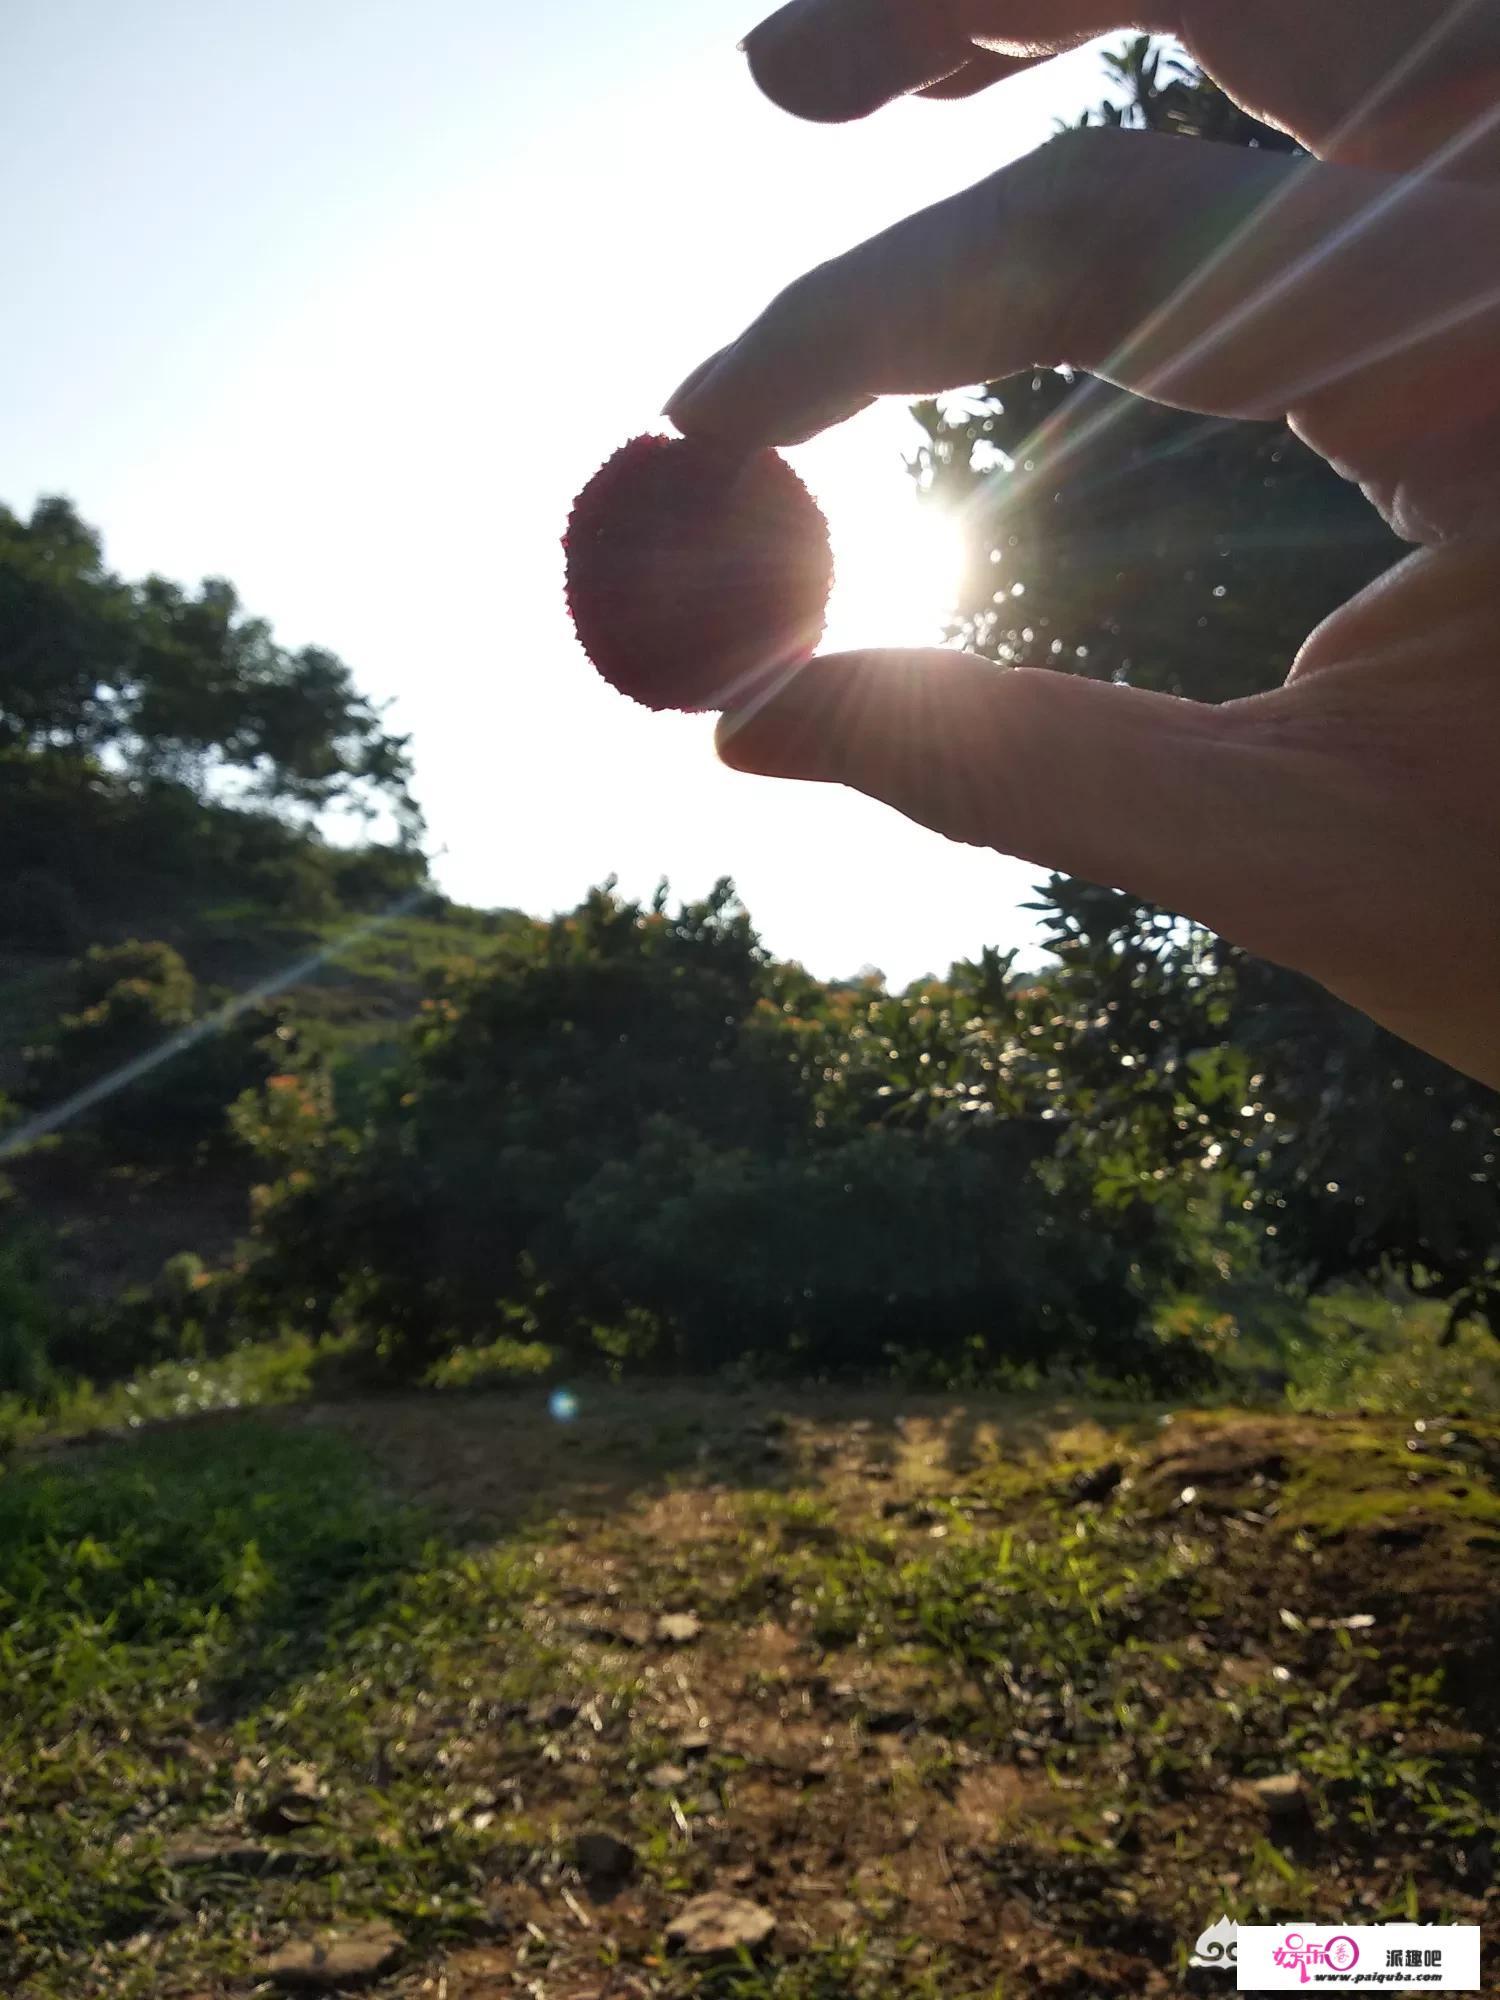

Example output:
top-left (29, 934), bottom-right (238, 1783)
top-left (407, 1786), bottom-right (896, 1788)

top-left (912, 42), bottom-right (1500, 1328)
top-left (244, 881), bottom-right (1198, 1381)
top-left (22, 940), bottom-right (297, 1167)
top-left (0, 496), bottom-right (419, 832)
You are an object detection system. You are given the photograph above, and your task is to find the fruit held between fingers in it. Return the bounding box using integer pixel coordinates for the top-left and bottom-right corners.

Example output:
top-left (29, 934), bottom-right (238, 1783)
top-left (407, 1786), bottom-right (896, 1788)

top-left (564, 434), bottom-right (833, 712)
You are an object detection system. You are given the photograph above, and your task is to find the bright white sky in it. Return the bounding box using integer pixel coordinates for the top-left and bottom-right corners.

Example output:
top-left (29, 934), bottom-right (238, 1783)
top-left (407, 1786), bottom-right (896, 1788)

top-left (2, 3), bottom-right (1114, 985)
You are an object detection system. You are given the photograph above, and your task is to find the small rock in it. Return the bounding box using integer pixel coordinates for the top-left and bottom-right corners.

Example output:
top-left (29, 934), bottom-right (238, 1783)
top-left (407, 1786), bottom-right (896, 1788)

top-left (1249, 1772), bottom-right (1306, 1816)
top-left (574, 1828), bottom-right (636, 1886)
top-left (162, 1834), bottom-right (319, 1878)
top-left (260, 1923), bottom-right (402, 1989)
top-left (163, 1836), bottom-right (275, 1871)
top-left (253, 1763), bottom-right (326, 1834)
top-left (656, 1611), bottom-right (703, 1645)
top-left (864, 1706), bottom-right (917, 1736)
top-left (467, 1900), bottom-right (513, 1938)
top-left (571, 1610), bottom-right (652, 1647)
top-left (783, 1518), bottom-right (840, 1549)
top-left (1067, 1461), bottom-right (1123, 1506)
top-left (666, 1891), bottom-right (776, 1959)
top-left (676, 1729), bottom-right (712, 1759)
top-left (646, 1762), bottom-right (689, 1790)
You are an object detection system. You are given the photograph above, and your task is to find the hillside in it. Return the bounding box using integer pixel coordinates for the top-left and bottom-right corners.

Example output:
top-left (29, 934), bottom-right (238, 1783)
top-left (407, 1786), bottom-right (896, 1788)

top-left (0, 744), bottom-right (526, 1308)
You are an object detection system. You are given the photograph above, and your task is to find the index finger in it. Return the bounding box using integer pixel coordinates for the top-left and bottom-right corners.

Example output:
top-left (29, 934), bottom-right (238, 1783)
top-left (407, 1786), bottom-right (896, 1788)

top-left (663, 129), bottom-right (1500, 535)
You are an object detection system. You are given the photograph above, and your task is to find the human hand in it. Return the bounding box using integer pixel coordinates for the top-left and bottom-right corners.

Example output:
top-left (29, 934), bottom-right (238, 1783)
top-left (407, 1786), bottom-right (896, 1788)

top-left (665, 3), bottom-right (1500, 1086)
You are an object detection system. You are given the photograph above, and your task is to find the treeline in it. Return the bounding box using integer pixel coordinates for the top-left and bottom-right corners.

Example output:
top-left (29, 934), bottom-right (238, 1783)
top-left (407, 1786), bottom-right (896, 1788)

top-left (3, 868), bottom-right (1496, 1401)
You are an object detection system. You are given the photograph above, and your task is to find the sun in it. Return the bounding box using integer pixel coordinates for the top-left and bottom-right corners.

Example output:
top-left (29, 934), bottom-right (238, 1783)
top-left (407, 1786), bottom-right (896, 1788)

top-left (817, 481), bottom-right (968, 655)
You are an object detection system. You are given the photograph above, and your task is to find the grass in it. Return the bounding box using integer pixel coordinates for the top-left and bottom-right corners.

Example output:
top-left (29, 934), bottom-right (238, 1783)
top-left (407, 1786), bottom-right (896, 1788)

top-left (1281, 1293), bottom-right (1500, 1417)
top-left (1, 1385), bottom-right (1496, 1997)
top-left (0, 1420), bottom-right (553, 1995)
top-left (0, 1332), bottom-right (328, 1450)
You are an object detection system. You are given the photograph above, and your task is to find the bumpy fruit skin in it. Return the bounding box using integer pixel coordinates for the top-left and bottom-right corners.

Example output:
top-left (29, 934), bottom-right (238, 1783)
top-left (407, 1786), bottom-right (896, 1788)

top-left (563, 434), bottom-right (833, 712)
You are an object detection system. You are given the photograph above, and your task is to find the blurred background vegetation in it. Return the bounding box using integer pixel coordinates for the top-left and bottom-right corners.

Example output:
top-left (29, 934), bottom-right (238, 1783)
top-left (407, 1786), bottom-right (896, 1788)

top-left (2, 44), bottom-right (1497, 1443)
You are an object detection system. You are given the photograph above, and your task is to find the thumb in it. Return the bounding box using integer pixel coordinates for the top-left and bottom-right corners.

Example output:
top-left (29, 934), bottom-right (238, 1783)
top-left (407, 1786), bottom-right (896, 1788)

top-left (715, 649), bottom-right (1308, 952)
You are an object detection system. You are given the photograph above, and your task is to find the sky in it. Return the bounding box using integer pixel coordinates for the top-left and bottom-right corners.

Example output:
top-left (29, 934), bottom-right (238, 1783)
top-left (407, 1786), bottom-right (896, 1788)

top-left (2, 2), bottom-right (1116, 985)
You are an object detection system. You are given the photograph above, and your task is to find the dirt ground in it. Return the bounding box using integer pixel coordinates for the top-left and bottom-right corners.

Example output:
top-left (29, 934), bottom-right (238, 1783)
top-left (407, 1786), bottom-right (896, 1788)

top-left (14, 1392), bottom-right (1500, 2000)
top-left (239, 1386), bottom-right (1500, 1999)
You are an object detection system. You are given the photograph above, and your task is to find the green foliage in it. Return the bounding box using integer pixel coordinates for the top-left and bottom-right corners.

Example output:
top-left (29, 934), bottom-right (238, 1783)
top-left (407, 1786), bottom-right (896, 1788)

top-left (1277, 1292), bottom-right (1500, 1417)
top-left (243, 880), bottom-right (1198, 1381)
top-left (22, 938), bottom-right (296, 1166)
top-left (70, 938), bottom-right (198, 1017)
top-left (0, 865), bottom-right (87, 951)
top-left (1231, 963), bottom-right (1500, 1331)
top-left (0, 746), bottom-right (429, 947)
top-left (569, 1118), bottom-right (1170, 1375)
top-left (0, 1418), bottom-right (547, 1994)
top-left (1077, 34), bottom-right (1302, 151)
top-left (0, 1422), bottom-right (419, 1689)
top-left (0, 1331), bottom-right (329, 1451)
top-left (0, 497), bottom-right (418, 828)
top-left (0, 1230), bottom-right (53, 1397)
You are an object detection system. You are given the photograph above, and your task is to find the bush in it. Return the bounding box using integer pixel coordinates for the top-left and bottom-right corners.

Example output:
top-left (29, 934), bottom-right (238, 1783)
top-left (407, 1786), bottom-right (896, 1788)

top-left (0, 868), bottom-right (87, 953)
top-left (68, 939), bottom-right (196, 1015)
top-left (241, 883), bottom-right (1198, 1383)
top-left (566, 1119), bottom-right (1168, 1376)
top-left (23, 939), bottom-right (294, 1166)
top-left (44, 1252), bottom-right (233, 1387)
top-left (0, 747), bottom-right (431, 941)
top-left (0, 1233), bottom-right (53, 1398)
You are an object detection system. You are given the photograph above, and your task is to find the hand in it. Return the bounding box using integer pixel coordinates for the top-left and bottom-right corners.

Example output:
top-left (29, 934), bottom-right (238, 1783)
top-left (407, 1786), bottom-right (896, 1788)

top-left (665, 2), bottom-right (1500, 1086)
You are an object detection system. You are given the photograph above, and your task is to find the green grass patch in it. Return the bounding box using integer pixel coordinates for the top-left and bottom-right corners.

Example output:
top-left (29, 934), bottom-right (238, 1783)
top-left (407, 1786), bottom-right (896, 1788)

top-left (0, 1418), bottom-right (560, 1996)
top-left (0, 1331), bottom-right (331, 1450)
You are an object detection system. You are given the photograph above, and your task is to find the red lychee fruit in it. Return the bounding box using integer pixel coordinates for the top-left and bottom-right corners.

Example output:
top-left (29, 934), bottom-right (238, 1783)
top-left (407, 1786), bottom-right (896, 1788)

top-left (563, 433), bottom-right (833, 712)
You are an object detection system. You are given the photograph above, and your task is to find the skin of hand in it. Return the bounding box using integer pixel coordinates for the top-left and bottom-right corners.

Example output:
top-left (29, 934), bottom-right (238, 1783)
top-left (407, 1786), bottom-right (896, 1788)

top-left (664, 0), bottom-right (1500, 1088)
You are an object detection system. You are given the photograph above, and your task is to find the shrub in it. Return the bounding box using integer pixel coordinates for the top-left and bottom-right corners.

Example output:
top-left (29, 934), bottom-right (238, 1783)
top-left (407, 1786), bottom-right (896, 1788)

top-left (0, 1232), bottom-right (54, 1398)
top-left (24, 939), bottom-right (293, 1166)
top-left (0, 868), bottom-right (87, 953)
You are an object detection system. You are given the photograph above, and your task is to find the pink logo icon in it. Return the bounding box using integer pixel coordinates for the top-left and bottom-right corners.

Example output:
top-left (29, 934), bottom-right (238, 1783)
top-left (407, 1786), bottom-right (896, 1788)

top-left (1271, 1933), bottom-right (1360, 1982)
